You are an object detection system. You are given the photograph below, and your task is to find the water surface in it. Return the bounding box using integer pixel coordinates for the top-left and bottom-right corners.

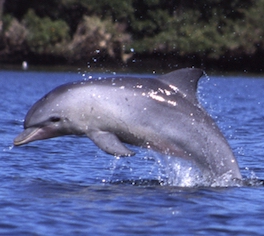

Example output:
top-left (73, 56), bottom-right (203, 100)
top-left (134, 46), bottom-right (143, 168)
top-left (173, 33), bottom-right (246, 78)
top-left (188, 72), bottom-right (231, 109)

top-left (1, 70), bottom-right (264, 235)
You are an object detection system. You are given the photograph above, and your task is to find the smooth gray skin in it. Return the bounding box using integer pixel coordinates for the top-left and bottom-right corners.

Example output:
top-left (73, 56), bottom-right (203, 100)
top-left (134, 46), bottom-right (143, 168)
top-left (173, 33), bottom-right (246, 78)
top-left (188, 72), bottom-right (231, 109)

top-left (14, 68), bottom-right (242, 181)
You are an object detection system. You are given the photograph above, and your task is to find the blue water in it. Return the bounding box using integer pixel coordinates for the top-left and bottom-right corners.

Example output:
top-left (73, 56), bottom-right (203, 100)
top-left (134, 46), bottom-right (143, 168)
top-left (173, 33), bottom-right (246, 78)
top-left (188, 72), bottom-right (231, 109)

top-left (1, 70), bottom-right (264, 235)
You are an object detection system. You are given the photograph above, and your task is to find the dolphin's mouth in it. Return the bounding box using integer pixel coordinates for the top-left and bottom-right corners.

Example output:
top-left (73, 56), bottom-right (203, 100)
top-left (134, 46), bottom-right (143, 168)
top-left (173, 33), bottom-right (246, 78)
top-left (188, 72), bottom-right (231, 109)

top-left (14, 127), bottom-right (43, 146)
top-left (14, 126), bottom-right (59, 146)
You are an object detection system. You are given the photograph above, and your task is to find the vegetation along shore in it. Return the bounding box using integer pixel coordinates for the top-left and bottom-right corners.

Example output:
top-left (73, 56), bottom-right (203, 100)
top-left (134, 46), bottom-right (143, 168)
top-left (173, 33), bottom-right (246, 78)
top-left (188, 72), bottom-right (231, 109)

top-left (0, 0), bottom-right (263, 72)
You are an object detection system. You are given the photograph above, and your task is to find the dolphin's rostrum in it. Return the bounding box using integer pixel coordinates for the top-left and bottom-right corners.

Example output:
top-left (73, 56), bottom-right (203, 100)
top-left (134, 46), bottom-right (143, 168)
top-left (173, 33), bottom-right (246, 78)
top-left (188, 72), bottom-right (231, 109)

top-left (14, 68), bottom-right (242, 181)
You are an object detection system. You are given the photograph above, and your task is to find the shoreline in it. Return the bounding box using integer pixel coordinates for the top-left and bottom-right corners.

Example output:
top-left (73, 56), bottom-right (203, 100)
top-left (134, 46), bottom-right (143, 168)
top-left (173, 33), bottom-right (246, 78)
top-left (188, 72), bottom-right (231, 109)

top-left (1, 54), bottom-right (263, 75)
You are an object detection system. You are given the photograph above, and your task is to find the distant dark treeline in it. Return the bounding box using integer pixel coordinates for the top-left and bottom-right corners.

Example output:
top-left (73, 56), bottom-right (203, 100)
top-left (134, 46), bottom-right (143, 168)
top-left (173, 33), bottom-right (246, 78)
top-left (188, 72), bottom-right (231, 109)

top-left (0, 0), bottom-right (263, 72)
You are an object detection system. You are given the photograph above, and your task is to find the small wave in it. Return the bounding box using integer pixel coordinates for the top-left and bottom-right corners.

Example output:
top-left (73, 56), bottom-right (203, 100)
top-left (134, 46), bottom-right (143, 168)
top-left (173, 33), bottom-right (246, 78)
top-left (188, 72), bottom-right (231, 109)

top-left (108, 151), bottom-right (264, 188)
top-left (158, 158), bottom-right (264, 187)
top-left (107, 177), bottom-right (264, 188)
top-left (242, 178), bottom-right (264, 187)
top-left (108, 179), bottom-right (164, 186)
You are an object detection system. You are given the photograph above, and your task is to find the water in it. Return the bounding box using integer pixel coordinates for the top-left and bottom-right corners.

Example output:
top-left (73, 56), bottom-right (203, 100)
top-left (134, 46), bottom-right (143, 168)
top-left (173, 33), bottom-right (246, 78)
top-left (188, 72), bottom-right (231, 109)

top-left (1, 70), bottom-right (264, 235)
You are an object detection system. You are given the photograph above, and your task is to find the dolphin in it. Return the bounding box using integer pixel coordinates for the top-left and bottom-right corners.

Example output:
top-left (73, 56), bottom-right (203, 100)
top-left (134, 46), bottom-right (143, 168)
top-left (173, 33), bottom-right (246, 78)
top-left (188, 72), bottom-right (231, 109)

top-left (14, 68), bottom-right (242, 181)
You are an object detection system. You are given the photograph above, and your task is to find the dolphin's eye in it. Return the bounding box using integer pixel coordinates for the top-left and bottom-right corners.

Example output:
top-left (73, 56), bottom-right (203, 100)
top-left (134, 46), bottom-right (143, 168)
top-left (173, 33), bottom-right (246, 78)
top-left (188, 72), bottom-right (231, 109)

top-left (49, 116), bottom-right (61, 122)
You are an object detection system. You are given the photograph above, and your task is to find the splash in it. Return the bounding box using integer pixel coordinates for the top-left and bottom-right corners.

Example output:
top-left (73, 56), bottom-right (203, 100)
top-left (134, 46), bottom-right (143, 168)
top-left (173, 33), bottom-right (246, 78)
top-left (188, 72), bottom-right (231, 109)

top-left (105, 150), bottom-right (263, 187)
top-left (241, 167), bottom-right (264, 187)
top-left (3, 145), bottom-right (14, 152)
top-left (148, 152), bottom-right (246, 187)
top-left (153, 154), bottom-right (208, 187)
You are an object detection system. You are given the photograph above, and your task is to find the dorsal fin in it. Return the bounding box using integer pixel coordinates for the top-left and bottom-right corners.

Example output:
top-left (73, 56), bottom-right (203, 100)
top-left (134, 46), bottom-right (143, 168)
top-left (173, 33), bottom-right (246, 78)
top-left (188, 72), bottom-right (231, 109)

top-left (157, 68), bottom-right (204, 104)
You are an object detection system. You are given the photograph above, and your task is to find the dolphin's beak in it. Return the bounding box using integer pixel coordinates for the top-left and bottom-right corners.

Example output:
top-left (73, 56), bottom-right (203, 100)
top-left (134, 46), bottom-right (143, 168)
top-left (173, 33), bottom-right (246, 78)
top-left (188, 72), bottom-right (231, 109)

top-left (14, 126), bottom-right (59, 146)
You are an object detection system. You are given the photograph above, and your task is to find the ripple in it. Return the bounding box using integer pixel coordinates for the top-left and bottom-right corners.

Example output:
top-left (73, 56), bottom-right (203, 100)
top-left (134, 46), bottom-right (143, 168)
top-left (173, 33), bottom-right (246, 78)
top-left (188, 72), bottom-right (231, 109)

top-left (109, 178), bottom-right (164, 186)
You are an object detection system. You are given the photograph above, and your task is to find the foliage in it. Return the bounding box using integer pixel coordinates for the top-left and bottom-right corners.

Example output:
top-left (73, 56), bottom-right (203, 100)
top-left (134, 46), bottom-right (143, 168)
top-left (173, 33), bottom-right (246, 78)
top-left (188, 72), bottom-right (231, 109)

top-left (78, 0), bottom-right (134, 20)
top-left (22, 9), bottom-right (70, 54)
top-left (1, 0), bottom-right (264, 68)
top-left (2, 17), bottom-right (27, 51)
top-left (128, 0), bottom-right (256, 58)
top-left (66, 15), bottom-right (131, 62)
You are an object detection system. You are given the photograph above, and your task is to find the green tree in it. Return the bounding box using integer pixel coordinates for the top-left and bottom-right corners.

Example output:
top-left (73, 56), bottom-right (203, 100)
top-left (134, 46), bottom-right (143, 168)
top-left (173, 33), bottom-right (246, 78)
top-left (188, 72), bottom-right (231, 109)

top-left (23, 9), bottom-right (70, 54)
top-left (1, 0), bottom-right (263, 69)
